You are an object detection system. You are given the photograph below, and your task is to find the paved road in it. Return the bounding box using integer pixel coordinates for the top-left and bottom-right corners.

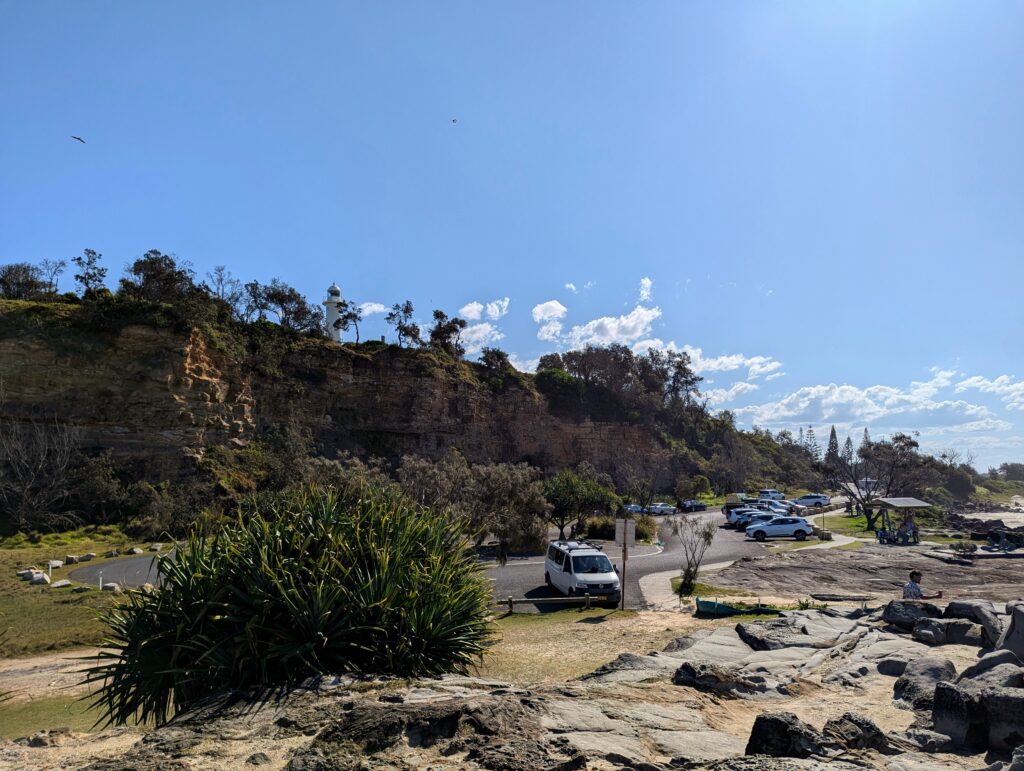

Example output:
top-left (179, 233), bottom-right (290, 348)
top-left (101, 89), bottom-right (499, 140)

top-left (487, 510), bottom-right (762, 610)
top-left (70, 509), bottom-right (763, 610)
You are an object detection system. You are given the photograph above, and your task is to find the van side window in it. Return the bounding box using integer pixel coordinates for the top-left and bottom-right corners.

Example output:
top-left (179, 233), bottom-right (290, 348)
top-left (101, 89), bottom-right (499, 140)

top-left (548, 547), bottom-right (563, 568)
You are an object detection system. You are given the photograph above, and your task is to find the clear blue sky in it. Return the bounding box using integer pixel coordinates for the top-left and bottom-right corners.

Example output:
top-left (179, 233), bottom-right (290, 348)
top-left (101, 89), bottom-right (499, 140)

top-left (2, 2), bottom-right (1021, 467)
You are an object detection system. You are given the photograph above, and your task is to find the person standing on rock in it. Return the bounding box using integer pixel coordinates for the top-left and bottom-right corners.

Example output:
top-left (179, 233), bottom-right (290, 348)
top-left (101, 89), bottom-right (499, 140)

top-left (902, 570), bottom-right (942, 600)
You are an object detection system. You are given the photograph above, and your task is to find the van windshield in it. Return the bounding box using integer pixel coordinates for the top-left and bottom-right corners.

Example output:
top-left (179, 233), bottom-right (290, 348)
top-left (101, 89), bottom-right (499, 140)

top-left (572, 554), bottom-right (613, 574)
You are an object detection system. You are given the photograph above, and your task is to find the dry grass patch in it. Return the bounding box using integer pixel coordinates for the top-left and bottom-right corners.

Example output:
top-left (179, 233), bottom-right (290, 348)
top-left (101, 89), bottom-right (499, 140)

top-left (476, 608), bottom-right (735, 683)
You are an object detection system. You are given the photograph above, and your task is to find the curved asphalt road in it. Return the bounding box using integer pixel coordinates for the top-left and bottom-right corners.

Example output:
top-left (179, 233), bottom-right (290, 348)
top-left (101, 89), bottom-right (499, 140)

top-left (70, 510), bottom-right (763, 610)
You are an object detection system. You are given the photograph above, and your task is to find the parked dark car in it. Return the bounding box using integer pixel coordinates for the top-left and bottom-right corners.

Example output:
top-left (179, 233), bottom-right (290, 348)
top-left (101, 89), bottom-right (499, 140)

top-left (678, 499), bottom-right (708, 513)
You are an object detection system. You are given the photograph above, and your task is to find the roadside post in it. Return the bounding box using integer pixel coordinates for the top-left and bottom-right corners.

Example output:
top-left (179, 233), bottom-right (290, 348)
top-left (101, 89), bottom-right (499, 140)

top-left (615, 517), bottom-right (636, 611)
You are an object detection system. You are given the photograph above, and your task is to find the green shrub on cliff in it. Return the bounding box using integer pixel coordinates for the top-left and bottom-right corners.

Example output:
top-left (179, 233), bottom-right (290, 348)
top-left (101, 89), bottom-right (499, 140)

top-left (85, 484), bottom-right (493, 727)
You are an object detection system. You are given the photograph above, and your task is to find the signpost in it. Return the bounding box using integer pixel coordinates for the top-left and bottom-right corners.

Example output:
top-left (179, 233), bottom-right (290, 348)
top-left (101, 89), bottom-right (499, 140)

top-left (615, 518), bottom-right (636, 610)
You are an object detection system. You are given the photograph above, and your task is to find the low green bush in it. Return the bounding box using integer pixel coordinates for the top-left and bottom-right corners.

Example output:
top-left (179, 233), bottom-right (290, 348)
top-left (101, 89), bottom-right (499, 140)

top-left (86, 484), bottom-right (493, 727)
top-left (582, 515), bottom-right (616, 540)
top-left (580, 513), bottom-right (656, 542)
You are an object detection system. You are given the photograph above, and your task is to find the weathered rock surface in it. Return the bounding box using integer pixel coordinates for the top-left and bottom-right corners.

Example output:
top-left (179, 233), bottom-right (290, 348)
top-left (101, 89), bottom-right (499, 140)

top-left (3, 607), bottom-right (1006, 770)
top-left (709, 545), bottom-right (1024, 603)
top-left (998, 602), bottom-right (1024, 660)
top-left (944, 599), bottom-right (1004, 647)
top-left (913, 617), bottom-right (984, 647)
top-left (884, 600), bottom-right (942, 631)
top-left (744, 712), bottom-right (825, 758)
top-left (956, 650), bottom-right (1024, 690)
top-left (50, 579), bottom-right (71, 589)
top-left (934, 681), bottom-right (1024, 751)
top-left (894, 657), bottom-right (957, 711)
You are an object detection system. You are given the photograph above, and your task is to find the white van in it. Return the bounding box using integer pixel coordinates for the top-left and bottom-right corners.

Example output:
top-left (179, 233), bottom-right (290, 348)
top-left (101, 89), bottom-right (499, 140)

top-left (544, 541), bottom-right (621, 606)
top-left (758, 489), bottom-right (785, 501)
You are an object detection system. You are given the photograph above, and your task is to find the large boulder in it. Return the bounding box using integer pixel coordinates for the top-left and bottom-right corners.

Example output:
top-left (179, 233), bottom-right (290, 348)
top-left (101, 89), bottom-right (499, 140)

top-left (883, 600), bottom-right (941, 631)
top-left (894, 657), bottom-right (957, 711)
top-left (957, 650), bottom-right (1024, 690)
top-left (912, 618), bottom-right (984, 647)
top-left (944, 599), bottom-right (1004, 647)
top-left (998, 602), bottom-right (1024, 660)
top-left (912, 618), bottom-right (947, 646)
top-left (934, 683), bottom-right (1024, 751)
top-left (890, 728), bottom-right (953, 752)
top-left (744, 712), bottom-right (826, 758)
top-left (50, 579), bottom-right (71, 589)
top-left (29, 572), bottom-right (50, 585)
top-left (820, 712), bottom-right (907, 754)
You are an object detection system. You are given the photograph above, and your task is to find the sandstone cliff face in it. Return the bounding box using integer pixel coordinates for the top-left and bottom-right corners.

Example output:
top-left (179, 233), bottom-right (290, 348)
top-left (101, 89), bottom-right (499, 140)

top-left (0, 323), bottom-right (670, 479)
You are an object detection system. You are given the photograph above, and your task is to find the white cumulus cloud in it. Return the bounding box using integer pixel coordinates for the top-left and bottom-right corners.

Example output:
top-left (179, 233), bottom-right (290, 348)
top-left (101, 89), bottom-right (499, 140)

top-left (705, 382), bottom-right (760, 406)
top-left (459, 301), bottom-right (484, 321)
top-left (568, 305), bottom-right (661, 348)
top-left (532, 300), bottom-right (568, 323)
top-left (486, 297), bottom-right (510, 320)
top-left (639, 276), bottom-right (653, 302)
top-left (565, 282), bottom-right (578, 293)
top-left (955, 374), bottom-right (1024, 411)
top-left (359, 302), bottom-right (388, 316)
top-left (532, 299), bottom-right (568, 343)
top-left (508, 354), bottom-right (540, 373)
top-left (462, 322), bottom-right (503, 355)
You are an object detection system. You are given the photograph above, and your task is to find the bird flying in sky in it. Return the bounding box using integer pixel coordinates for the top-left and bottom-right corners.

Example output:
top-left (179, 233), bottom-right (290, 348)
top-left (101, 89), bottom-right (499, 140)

top-left (71, 135), bottom-right (85, 143)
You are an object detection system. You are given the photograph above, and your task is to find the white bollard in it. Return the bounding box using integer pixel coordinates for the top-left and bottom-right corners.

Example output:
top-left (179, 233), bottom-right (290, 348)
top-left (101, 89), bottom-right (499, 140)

top-left (99, 572), bottom-right (103, 590)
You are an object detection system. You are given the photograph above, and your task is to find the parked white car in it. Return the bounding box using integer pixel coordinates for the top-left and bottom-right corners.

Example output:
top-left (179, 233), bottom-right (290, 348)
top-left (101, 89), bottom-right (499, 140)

top-left (761, 501), bottom-right (791, 515)
top-left (622, 503), bottom-right (644, 514)
top-left (544, 541), bottom-right (621, 605)
top-left (792, 493), bottom-right (831, 508)
top-left (745, 516), bottom-right (815, 542)
top-left (647, 502), bottom-right (677, 515)
top-left (758, 489), bottom-right (786, 501)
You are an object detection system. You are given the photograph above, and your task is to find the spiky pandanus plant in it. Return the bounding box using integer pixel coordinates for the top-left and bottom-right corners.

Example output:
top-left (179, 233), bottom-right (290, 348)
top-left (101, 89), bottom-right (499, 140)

top-left (84, 485), bottom-right (494, 727)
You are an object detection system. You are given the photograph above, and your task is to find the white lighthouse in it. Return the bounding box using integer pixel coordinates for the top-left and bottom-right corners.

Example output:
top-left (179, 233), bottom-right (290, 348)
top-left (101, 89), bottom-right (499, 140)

top-left (323, 282), bottom-right (343, 342)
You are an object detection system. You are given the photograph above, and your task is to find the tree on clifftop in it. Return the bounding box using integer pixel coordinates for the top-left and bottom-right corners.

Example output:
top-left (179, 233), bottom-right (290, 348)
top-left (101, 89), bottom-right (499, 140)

top-left (385, 300), bottom-right (421, 347)
top-left (332, 298), bottom-right (363, 343)
top-left (118, 250), bottom-right (199, 304)
top-left (428, 309), bottom-right (468, 358)
top-left (244, 278), bottom-right (323, 333)
top-left (71, 248), bottom-right (107, 297)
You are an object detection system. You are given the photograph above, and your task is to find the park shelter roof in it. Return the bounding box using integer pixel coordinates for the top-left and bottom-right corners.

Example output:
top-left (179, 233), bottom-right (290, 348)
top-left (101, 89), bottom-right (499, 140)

top-left (874, 497), bottom-right (933, 509)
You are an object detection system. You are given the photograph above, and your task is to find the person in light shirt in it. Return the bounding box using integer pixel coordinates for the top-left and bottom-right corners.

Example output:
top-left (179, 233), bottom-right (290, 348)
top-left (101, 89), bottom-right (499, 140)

top-left (902, 570), bottom-right (942, 600)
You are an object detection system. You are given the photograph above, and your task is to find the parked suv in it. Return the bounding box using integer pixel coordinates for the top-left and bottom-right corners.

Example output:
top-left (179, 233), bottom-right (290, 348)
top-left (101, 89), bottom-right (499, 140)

top-left (545, 541), bottom-right (621, 606)
top-left (793, 493), bottom-right (830, 508)
top-left (758, 489), bottom-right (786, 501)
top-left (745, 516), bottom-right (815, 542)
